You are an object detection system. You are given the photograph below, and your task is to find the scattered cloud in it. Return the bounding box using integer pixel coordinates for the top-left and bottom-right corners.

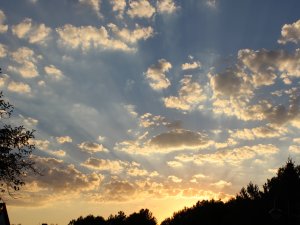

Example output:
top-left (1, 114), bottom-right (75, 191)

top-left (167, 161), bottom-right (183, 168)
top-left (7, 81), bottom-right (31, 94)
top-left (56, 136), bottom-right (73, 144)
top-left (12, 18), bottom-right (52, 44)
top-left (8, 47), bottom-right (40, 78)
top-left (278, 19), bottom-right (300, 44)
top-left (56, 24), bottom-right (131, 52)
top-left (145, 59), bottom-right (172, 90)
top-left (81, 157), bottom-right (124, 173)
top-left (163, 75), bottom-right (206, 111)
top-left (127, 0), bottom-right (156, 18)
top-left (78, 141), bottom-right (109, 153)
top-left (0, 43), bottom-right (7, 58)
top-left (289, 145), bottom-right (300, 154)
top-left (0, 10), bottom-right (8, 33)
top-left (109, 0), bottom-right (126, 18)
top-left (108, 23), bottom-right (154, 43)
top-left (168, 175), bottom-right (182, 183)
top-left (44, 65), bottom-right (64, 80)
top-left (181, 61), bottom-right (201, 70)
top-left (156, 0), bottom-right (178, 14)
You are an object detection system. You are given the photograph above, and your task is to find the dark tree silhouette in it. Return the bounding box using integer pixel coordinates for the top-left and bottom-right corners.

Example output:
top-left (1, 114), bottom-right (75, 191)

top-left (0, 89), bottom-right (37, 194)
top-left (68, 215), bottom-right (106, 225)
top-left (107, 211), bottom-right (126, 225)
top-left (126, 209), bottom-right (157, 225)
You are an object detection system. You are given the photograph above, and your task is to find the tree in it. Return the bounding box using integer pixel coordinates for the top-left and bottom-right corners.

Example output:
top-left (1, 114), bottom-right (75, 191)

top-left (126, 209), bottom-right (157, 225)
top-left (0, 88), bottom-right (37, 194)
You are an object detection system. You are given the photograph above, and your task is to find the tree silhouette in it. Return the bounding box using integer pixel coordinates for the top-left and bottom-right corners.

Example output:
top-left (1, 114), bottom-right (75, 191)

top-left (0, 86), bottom-right (37, 194)
top-left (126, 209), bottom-right (157, 225)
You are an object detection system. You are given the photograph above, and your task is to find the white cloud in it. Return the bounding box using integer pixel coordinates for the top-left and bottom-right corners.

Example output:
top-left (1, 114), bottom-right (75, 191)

top-left (139, 113), bottom-right (166, 128)
top-left (7, 81), bottom-right (31, 94)
top-left (181, 61), bottom-right (201, 70)
top-left (167, 161), bottom-right (183, 168)
top-left (108, 23), bottom-right (154, 43)
top-left (56, 24), bottom-right (132, 52)
top-left (0, 10), bottom-right (8, 33)
top-left (164, 75), bottom-right (206, 111)
top-left (156, 0), bottom-right (178, 14)
top-left (127, 0), bottom-right (156, 18)
top-left (210, 180), bottom-right (232, 189)
top-left (145, 59), bottom-right (171, 90)
top-left (12, 18), bottom-right (52, 44)
top-left (78, 141), bottom-right (109, 153)
top-left (81, 158), bottom-right (124, 173)
top-left (50, 150), bottom-right (66, 157)
top-left (168, 175), bottom-right (182, 183)
top-left (289, 145), bottom-right (300, 154)
top-left (0, 43), bottom-right (7, 58)
top-left (79, 0), bottom-right (102, 18)
top-left (8, 47), bottom-right (40, 78)
top-left (44, 65), bottom-right (64, 80)
top-left (278, 19), bottom-right (300, 44)
top-left (56, 136), bottom-right (73, 144)
top-left (109, 0), bottom-right (126, 18)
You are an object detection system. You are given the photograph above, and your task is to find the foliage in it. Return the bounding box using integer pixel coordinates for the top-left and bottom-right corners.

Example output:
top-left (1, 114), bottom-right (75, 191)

top-left (0, 90), bottom-right (37, 194)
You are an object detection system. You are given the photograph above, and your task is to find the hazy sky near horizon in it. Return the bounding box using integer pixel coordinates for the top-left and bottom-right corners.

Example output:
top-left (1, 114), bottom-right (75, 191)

top-left (1, 0), bottom-right (300, 224)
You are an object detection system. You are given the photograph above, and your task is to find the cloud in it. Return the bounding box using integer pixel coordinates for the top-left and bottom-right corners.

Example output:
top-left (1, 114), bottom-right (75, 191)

top-left (7, 81), bottom-right (31, 94)
top-left (139, 113), bottom-right (166, 128)
top-left (108, 23), bottom-right (154, 43)
top-left (8, 47), bottom-right (40, 78)
top-left (50, 150), bottom-right (66, 157)
top-left (79, 0), bottom-right (101, 18)
top-left (156, 0), bottom-right (178, 14)
top-left (163, 75), bottom-right (206, 111)
top-left (12, 18), bottom-right (52, 44)
top-left (206, 0), bottom-right (217, 8)
top-left (56, 136), bottom-right (72, 144)
top-left (56, 24), bottom-right (132, 52)
top-left (0, 10), bottom-right (8, 33)
top-left (176, 144), bottom-right (279, 166)
top-left (44, 65), bottom-right (64, 80)
top-left (238, 49), bottom-right (300, 86)
top-left (0, 43), bottom-right (7, 58)
top-left (145, 59), bottom-right (172, 90)
top-left (278, 19), bottom-right (300, 44)
top-left (289, 145), bottom-right (300, 154)
top-left (127, 0), bottom-right (155, 18)
top-left (210, 180), bottom-right (232, 189)
top-left (30, 139), bottom-right (50, 151)
top-left (149, 129), bottom-right (211, 151)
top-left (109, 0), bottom-right (126, 18)
top-left (78, 141), bottom-right (109, 153)
top-left (168, 175), bottom-right (182, 183)
top-left (81, 157), bottom-right (124, 173)
top-left (167, 161), bottom-right (183, 168)
top-left (230, 124), bottom-right (288, 140)
top-left (181, 61), bottom-right (201, 70)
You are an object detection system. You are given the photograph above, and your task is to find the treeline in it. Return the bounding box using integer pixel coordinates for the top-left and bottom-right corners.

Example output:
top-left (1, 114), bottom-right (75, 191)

top-left (69, 159), bottom-right (300, 225)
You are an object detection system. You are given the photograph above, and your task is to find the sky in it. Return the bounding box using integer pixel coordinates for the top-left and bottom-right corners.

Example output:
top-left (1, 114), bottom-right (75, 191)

top-left (1, 0), bottom-right (300, 224)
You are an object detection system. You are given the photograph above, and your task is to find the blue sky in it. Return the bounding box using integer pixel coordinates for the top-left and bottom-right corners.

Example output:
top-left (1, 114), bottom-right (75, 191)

top-left (1, 0), bottom-right (300, 224)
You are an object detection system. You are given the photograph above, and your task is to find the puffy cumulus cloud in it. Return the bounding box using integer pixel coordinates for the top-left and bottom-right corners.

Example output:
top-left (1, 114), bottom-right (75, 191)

top-left (78, 141), bottom-right (109, 153)
top-left (167, 160), bottom-right (183, 168)
top-left (29, 139), bottom-right (50, 151)
top-left (115, 129), bottom-right (212, 154)
top-left (206, 0), bottom-right (217, 8)
top-left (44, 65), bottom-right (64, 80)
top-left (163, 75), bottom-right (206, 111)
top-left (108, 23), bottom-right (154, 44)
top-left (139, 113), bottom-right (166, 128)
top-left (0, 74), bottom-right (8, 87)
top-left (293, 138), bottom-right (300, 144)
top-left (56, 136), bottom-right (72, 144)
top-left (0, 43), bottom-right (7, 58)
top-left (79, 0), bottom-right (101, 18)
top-left (109, 0), bottom-right (126, 18)
top-left (145, 59), bottom-right (172, 90)
top-left (181, 61), bottom-right (201, 70)
top-left (210, 180), bottom-right (232, 189)
top-left (127, 0), bottom-right (156, 18)
top-left (0, 10), bottom-right (8, 33)
top-left (123, 104), bottom-right (138, 117)
top-left (149, 129), bottom-right (211, 151)
top-left (11, 18), bottom-right (51, 44)
top-left (230, 124), bottom-right (288, 140)
top-left (50, 149), bottom-right (66, 157)
top-left (190, 173), bottom-right (208, 183)
top-left (127, 167), bottom-right (150, 177)
top-left (238, 49), bottom-right (300, 86)
top-left (28, 156), bottom-right (103, 193)
top-left (168, 175), bottom-right (182, 183)
top-left (81, 157), bottom-right (124, 173)
top-left (278, 20), bottom-right (300, 44)
top-left (176, 144), bottom-right (279, 166)
top-left (56, 24), bottom-right (131, 52)
top-left (7, 81), bottom-right (31, 94)
top-left (100, 179), bottom-right (137, 201)
top-left (156, 0), bottom-right (178, 14)
top-left (289, 145), bottom-right (300, 154)
top-left (8, 47), bottom-right (40, 78)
